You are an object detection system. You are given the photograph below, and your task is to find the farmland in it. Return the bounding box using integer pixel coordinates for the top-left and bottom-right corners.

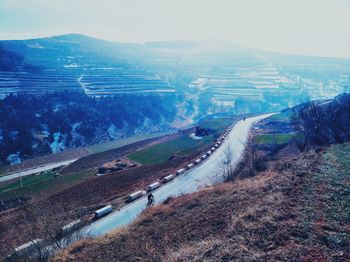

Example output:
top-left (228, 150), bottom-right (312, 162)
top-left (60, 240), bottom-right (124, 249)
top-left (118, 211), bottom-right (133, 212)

top-left (128, 117), bottom-right (232, 165)
top-left (0, 168), bottom-right (95, 200)
top-left (79, 69), bottom-right (174, 96)
top-left (0, 122), bottom-right (229, 258)
top-left (86, 131), bottom-right (171, 154)
top-left (198, 117), bottom-right (232, 131)
top-left (0, 131), bottom-right (171, 177)
top-left (0, 132), bottom-right (175, 199)
top-left (128, 135), bottom-right (213, 165)
top-left (2, 34), bottom-right (350, 115)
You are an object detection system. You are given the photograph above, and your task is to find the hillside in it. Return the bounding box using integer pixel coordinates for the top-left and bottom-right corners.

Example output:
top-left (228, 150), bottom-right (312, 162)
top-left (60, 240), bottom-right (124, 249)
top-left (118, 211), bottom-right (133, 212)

top-left (0, 116), bottom-right (234, 259)
top-left (53, 142), bottom-right (350, 262)
top-left (1, 34), bottom-right (350, 110)
top-left (0, 92), bottom-right (176, 165)
top-left (1, 34), bottom-right (350, 164)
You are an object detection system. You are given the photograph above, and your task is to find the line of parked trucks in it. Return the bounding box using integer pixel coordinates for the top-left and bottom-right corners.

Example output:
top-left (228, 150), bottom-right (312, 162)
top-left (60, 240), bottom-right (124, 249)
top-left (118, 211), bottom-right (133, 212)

top-left (93, 125), bottom-right (233, 219)
top-left (13, 126), bottom-right (233, 256)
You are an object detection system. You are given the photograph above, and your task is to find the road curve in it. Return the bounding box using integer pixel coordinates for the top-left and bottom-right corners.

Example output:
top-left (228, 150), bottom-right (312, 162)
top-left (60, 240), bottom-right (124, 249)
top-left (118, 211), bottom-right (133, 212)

top-left (0, 159), bottom-right (77, 183)
top-left (88, 113), bottom-right (275, 237)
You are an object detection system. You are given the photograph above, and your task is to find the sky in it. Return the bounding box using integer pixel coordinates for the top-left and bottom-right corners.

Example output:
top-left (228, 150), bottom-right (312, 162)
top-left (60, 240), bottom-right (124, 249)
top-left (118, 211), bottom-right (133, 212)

top-left (0, 0), bottom-right (349, 58)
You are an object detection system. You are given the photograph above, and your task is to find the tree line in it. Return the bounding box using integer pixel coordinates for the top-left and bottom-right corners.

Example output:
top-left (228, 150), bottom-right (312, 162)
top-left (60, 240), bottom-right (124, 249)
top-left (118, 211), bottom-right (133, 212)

top-left (292, 93), bottom-right (350, 151)
top-left (0, 92), bottom-right (176, 165)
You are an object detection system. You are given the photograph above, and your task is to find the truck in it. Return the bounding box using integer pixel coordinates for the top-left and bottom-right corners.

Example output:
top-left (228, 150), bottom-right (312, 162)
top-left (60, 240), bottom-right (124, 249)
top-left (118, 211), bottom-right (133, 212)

top-left (176, 168), bottom-right (185, 175)
top-left (15, 239), bottom-right (43, 256)
top-left (186, 163), bottom-right (195, 169)
top-left (162, 174), bottom-right (175, 183)
top-left (127, 191), bottom-right (145, 202)
top-left (60, 219), bottom-right (81, 236)
top-left (146, 182), bottom-right (161, 192)
top-left (94, 205), bottom-right (113, 219)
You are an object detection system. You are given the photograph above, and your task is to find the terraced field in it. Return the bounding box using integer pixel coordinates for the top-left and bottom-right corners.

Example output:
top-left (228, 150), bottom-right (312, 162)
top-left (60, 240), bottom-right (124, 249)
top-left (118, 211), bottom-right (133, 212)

top-left (1, 34), bottom-right (350, 114)
top-left (79, 68), bottom-right (174, 96)
top-left (0, 70), bottom-right (81, 98)
top-left (188, 52), bottom-right (301, 113)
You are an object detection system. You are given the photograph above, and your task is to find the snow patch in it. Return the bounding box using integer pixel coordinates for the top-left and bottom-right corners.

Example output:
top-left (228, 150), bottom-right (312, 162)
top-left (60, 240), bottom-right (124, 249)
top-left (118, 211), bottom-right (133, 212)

top-left (107, 124), bottom-right (119, 139)
top-left (189, 133), bottom-right (203, 140)
top-left (7, 153), bottom-right (21, 165)
top-left (64, 63), bottom-right (79, 68)
top-left (50, 132), bottom-right (66, 153)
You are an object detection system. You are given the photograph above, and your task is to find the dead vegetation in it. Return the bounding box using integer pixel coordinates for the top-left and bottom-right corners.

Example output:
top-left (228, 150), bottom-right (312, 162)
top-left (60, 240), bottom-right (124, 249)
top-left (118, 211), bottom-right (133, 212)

top-left (52, 144), bottom-right (350, 261)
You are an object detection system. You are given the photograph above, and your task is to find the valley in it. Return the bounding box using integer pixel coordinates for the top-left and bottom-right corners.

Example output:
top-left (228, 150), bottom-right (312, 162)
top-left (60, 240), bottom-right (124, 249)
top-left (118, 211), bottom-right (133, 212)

top-left (0, 34), bottom-right (350, 261)
top-left (0, 115), bottom-right (238, 258)
top-left (1, 35), bottom-right (350, 166)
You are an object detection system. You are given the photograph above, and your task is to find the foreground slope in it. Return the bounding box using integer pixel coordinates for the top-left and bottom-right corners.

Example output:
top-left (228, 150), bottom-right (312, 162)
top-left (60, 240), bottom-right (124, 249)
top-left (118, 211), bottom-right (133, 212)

top-left (54, 143), bottom-right (350, 261)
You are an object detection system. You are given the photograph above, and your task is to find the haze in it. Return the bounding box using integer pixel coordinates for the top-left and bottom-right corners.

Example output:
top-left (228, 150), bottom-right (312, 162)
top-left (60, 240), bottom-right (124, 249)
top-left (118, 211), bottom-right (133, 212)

top-left (0, 0), bottom-right (349, 58)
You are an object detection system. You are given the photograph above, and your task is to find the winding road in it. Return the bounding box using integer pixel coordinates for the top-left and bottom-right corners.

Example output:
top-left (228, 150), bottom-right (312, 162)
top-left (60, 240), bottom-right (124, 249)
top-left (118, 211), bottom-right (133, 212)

top-left (88, 113), bottom-right (275, 237)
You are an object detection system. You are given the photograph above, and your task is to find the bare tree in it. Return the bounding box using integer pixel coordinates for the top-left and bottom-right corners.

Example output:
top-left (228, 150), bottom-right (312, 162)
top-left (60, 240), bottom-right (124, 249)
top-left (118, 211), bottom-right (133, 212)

top-left (244, 137), bottom-right (259, 177)
top-left (291, 102), bottom-right (313, 151)
top-left (219, 146), bottom-right (236, 182)
top-left (9, 199), bottom-right (90, 261)
top-left (290, 98), bottom-right (350, 151)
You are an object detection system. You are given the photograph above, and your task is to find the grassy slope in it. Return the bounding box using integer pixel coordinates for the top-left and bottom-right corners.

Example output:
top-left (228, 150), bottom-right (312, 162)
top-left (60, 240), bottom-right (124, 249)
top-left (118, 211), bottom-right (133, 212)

top-left (0, 169), bottom-right (95, 200)
top-left (127, 118), bottom-right (231, 165)
top-left (254, 133), bottom-right (294, 145)
top-left (0, 119), bottom-right (231, 198)
top-left (127, 135), bottom-right (213, 165)
top-left (0, 132), bottom-right (169, 177)
top-left (199, 118), bottom-right (232, 131)
top-left (86, 132), bottom-right (170, 154)
top-left (54, 143), bottom-right (350, 262)
top-left (0, 134), bottom-right (171, 199)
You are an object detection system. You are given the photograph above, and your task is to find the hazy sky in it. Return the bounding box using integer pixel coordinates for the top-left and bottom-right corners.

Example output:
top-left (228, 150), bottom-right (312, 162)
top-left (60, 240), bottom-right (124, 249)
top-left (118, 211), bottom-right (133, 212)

top-left (1, 0), bottom-right (349, 57)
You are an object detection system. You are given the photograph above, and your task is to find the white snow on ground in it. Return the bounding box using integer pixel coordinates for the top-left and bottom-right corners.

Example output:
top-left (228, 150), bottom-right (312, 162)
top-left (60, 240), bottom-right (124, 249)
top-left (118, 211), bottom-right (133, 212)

top-left (107, 124), bottom-right (119, 139)
top-left (26, 43), bottom-right (45, 49)
top-left (63, 63), bottom-right (79, 68)
top-left (189, 133), bottom-right (203, 140)
top-left (6, 153), bottom-right (21, 165)
top-left (50, 132), bottom-right (66, 153)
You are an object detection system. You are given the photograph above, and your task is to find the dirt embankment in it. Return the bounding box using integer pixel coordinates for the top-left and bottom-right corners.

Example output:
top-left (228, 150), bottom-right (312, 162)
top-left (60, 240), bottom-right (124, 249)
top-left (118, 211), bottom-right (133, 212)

top-left (53, 144), bottom-right (350, 262)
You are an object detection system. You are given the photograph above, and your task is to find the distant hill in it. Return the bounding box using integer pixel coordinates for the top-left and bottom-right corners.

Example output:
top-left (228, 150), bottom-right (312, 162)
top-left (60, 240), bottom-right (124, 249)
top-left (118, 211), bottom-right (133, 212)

top-left (1, 34), bottom-right (350, 110)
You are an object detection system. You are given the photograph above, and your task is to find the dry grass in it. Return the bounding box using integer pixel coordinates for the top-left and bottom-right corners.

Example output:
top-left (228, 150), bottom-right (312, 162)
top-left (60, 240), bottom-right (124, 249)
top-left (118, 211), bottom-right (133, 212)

top-left (52, 144), bottom-right (350, 262)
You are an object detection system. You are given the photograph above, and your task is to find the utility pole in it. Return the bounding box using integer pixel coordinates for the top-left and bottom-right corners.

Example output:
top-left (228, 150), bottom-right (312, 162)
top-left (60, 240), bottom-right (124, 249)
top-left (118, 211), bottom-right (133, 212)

top-left (19, 162), bottom-right (23, 188)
